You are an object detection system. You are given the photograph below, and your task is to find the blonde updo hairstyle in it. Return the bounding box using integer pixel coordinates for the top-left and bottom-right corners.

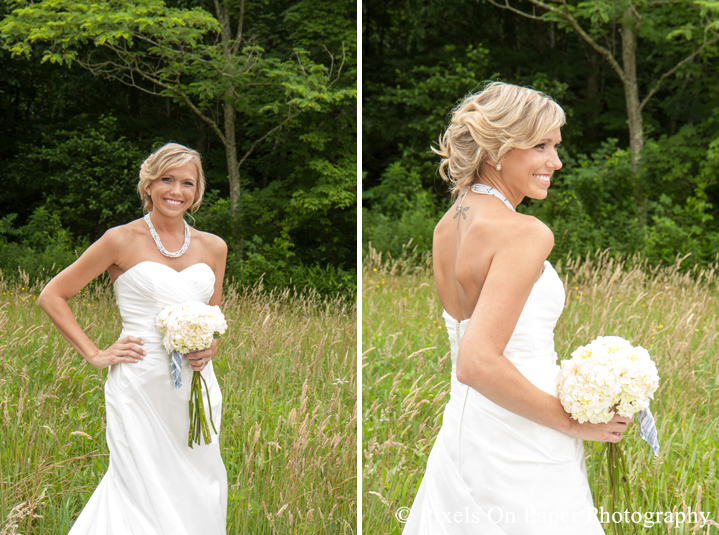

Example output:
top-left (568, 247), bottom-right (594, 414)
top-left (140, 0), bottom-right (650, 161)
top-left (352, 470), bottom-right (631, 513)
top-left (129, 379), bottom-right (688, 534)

top-left (137, 142), bottom-right (206, 213)
top-left (435, 82), bottom-right (566, 199)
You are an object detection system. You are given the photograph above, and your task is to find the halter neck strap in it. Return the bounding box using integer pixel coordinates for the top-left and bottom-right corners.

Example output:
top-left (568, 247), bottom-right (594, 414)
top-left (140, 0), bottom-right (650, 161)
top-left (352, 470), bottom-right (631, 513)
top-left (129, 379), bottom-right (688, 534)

top-left (470, 183), bottom-right (515, 212)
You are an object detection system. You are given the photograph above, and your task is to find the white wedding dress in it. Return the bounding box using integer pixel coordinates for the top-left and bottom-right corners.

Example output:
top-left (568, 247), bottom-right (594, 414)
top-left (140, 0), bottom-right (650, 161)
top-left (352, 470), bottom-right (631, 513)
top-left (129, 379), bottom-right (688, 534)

top-left (69, 261), bottom-right (227, 535)
top-left (403, 261), bottom-right (603, 534)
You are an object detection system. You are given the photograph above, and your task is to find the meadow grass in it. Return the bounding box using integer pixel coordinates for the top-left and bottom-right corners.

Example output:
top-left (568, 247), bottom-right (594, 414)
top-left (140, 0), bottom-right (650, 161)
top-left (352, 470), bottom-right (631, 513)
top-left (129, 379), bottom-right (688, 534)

top-left (0, 274), bottom-right (356, 535)
top-left (362, 248), bottom-right (719, 535)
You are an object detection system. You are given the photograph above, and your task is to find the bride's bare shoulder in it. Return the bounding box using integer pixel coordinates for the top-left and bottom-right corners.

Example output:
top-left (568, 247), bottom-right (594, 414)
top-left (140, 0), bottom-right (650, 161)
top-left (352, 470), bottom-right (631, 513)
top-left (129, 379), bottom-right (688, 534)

top-left (498, 211), bottom-right (552, 241)
top-left (192, 229), bottom-right (228, 259)
top-left (99, 219), bottom-right (145, 246)
top-left (462, 210), bottom-right (554, 260)
top-left (491, 212), bottom-right (554, 260)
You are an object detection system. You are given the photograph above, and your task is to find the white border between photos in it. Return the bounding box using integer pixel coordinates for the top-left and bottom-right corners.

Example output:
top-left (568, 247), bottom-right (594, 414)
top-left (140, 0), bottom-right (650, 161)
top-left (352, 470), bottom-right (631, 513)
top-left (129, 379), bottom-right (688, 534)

top-left (356, 0), bottom-right (363, 532)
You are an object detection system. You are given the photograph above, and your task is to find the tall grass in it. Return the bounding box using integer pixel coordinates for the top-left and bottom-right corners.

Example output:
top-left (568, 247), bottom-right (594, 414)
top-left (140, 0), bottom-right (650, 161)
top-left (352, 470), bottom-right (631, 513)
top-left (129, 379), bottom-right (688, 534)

top-left (362, 248), bottom-right (719, 535)
top-left (0, 272), bottom-right (356, 534)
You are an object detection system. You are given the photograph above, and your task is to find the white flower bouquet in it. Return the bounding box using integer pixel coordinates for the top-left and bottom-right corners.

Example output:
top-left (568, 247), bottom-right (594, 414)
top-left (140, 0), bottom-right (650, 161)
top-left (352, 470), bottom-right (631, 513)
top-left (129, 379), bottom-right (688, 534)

top-left (557, 336), bottom-right (659, 424)
top-left (557, 336), bottom-right (660, 534)
top-left (156, 301), bottom-right (227, 447)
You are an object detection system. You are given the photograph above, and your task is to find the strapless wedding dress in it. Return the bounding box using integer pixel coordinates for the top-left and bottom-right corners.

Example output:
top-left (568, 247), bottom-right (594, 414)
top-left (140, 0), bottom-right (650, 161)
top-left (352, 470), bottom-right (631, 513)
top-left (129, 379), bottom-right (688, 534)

top-left (69, 261), bottom-right (227, 535)
top-left (403, 261), bottom-right (603, 534)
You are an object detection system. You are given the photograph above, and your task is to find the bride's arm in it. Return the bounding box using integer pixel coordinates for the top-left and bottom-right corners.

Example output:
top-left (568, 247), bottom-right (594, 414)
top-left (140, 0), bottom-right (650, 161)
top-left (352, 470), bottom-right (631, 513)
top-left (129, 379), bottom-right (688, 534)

top-left (207, 235), bottom-right (227, 308)
top-left (455, 217), bottom-right (631, 443)
top-left (38, 228), bottom-right (145, 369)
top-left (186, 234), bottom-right (227, 372)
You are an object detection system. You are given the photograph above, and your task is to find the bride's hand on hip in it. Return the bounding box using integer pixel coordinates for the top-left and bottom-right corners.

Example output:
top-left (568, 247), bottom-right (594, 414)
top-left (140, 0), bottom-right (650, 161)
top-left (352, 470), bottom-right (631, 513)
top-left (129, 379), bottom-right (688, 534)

top-left (186, 338), bottom-right (220, 372)
top-left (568, 413), bottom-right (634, 443)
top-left (90, 336), bottom-right (145, 369)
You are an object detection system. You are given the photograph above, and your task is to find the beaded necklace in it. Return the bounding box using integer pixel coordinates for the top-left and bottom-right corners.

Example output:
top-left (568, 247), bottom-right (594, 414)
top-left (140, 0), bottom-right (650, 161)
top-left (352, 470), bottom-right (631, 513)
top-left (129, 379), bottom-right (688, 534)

top-left (144, 212), bottom-right (190, 258)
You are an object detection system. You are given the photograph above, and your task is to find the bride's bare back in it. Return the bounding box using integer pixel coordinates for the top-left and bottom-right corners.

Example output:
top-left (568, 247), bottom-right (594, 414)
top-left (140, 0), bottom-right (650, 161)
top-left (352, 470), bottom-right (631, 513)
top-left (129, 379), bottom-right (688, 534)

top-left (433, 191), bottom-right (547, 322)
top-left (431, 185), bottom-right (632, 443)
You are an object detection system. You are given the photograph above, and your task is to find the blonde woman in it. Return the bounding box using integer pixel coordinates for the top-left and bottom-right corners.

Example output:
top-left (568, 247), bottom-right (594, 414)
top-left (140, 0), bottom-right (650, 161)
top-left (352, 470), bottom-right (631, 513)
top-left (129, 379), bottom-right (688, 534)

top-left (402, 83), bottom-right (632, 534)
top-left (39, 143), bottom-right (228, 534)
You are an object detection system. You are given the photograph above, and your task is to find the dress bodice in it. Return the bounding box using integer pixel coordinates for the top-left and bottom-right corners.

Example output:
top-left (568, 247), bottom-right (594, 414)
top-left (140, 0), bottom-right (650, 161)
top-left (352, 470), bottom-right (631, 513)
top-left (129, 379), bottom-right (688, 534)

top-left (113, 261), bottom-right (216, 345)
top-left (444, 260), bottom-right (565, 390)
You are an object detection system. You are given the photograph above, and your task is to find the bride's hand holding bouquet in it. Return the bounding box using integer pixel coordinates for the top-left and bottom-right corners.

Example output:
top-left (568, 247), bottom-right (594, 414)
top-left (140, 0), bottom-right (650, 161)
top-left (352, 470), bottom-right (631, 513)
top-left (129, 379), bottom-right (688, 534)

top-left (557, 336), bottom-right (660, 534)
top-left (156, 301), bottom-right (228, 448)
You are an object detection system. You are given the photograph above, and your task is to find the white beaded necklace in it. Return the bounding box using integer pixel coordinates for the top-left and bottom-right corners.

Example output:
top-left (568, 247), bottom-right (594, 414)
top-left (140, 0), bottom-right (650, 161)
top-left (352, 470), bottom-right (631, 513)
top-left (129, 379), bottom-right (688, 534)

top-left (144, 212), bottom-right (190, 258)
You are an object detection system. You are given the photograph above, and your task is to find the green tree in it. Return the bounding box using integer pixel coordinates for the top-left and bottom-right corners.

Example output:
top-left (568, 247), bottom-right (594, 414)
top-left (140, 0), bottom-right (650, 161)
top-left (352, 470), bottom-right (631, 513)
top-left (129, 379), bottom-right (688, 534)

top-left (485, 0), bottom-right (719, 211)
top-left (1, 0), bottom-right (354, 211)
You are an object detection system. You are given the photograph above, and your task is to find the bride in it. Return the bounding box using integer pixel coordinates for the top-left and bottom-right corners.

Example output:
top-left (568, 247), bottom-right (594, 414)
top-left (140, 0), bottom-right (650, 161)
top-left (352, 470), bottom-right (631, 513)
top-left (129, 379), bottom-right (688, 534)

top-left (38, 143), bottom-right (228, 534)
top-left (402, 83), bottom-right (632, 534)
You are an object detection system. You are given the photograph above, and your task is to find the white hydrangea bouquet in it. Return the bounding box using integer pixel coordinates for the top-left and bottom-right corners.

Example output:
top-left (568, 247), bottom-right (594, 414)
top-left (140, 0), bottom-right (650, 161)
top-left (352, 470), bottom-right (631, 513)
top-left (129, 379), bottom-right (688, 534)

top-left (557, 336), bottom-right (660, 533)
top-left (156, 302), bottom-right (227, 448)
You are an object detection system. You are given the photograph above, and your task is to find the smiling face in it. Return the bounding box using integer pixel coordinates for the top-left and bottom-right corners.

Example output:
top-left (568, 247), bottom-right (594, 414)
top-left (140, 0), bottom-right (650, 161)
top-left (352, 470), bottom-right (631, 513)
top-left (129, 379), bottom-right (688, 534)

top-left (499, 127), bottom-right (563, 202)
top-left (145, 162), bottom-right (199, 217)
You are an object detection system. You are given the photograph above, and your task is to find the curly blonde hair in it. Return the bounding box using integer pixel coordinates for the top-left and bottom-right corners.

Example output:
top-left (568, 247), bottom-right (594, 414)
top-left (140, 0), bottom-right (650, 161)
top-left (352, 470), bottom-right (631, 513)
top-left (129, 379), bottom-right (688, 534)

top-left (137, 143), bottom-right (206, 213)
top-left (434, 82), bottom-right (565, 199)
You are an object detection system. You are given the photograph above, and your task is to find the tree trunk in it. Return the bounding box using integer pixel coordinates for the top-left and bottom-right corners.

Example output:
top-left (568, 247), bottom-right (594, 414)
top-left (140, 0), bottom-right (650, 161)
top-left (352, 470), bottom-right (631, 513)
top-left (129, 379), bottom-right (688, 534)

top-left (585, 48), bottom-right (600, 144)
top-left (621, 8), bottom-right (646, 222)
top-left (215, 0), bottom-right (240, 213)
top-left (621, 9), bottom-right (643, 168)
top-left (223, 98), bottom-right (240, 212)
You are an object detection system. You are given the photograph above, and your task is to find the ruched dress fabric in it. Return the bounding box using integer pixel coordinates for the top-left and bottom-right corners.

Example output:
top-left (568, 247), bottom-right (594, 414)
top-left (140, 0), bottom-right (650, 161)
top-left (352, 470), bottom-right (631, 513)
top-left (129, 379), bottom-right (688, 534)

top-left (403, 261), bottom-right (603, 535)
top-left (69, 261), bottom-right (227, 535)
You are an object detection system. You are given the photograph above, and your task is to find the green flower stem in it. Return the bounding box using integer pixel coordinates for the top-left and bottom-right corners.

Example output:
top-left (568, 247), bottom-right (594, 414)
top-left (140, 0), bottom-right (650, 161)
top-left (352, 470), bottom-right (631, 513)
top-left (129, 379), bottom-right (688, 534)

top-left (604, 443), bottom-right (637, 535)
top-left (188, 370), bottom-right (217, 448)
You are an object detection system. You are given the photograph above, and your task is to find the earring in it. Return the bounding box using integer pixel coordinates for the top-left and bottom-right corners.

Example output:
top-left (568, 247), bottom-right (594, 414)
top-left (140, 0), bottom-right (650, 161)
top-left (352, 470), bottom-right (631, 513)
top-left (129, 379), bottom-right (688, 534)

top-left (495, 164), bottom-right (502, 171)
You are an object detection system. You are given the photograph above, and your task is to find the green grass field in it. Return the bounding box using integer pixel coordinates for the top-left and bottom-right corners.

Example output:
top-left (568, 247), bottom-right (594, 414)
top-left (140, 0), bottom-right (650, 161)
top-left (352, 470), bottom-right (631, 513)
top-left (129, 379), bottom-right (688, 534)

top-left (0, 274), bottom-right (356, 534)
top-left (362, 249), bottom-right (719, 535)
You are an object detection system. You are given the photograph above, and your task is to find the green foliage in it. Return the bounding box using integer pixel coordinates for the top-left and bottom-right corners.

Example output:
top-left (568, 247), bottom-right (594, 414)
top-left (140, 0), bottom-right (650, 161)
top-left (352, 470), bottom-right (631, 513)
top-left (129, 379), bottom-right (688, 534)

top-left (194, 192), bottom-right (356, 300)
top-left (0, 206), bottom-right (87, 282)
top-left (0, 195), bottom-right (356, 299)
top-left (10, 116), bottom-right (147, 240)
top-left (645, 194), bottom-right (718, 263)
top-left (227, 234), bottom-right (356, 300)
top-left (0, 0), bottom-right (219, 64)
top-left (0, 213), bottom-right (21, 239)
top-left (0, 0), bottom-right (357, 187)
top-left (364, 44), bottom-right (498, 191)
top-left (362, 163), bottom-right (441, 258)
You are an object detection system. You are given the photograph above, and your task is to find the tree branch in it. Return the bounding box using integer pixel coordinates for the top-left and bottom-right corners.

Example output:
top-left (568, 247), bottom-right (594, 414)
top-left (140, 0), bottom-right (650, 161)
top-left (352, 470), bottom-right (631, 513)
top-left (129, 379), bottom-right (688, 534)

top-left (325, 43), bottom-right (346, 89)
top-left (76, 47), bottom-right (227, 147)
top-left (487, 0), bottom-right (626, 84)
top-left (485, 0), bottom-right (545, 21)
top-left (231, 0), bottom-right (246, 56)
top-left (639, 32), bottom-right (719, 112)
top-left (236, 109), bottom-right (303, 171)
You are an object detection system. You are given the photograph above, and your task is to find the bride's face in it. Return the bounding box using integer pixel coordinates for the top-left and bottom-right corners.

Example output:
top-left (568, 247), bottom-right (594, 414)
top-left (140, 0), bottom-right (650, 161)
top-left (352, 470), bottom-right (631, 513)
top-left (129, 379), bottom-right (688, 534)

top-left (500, 128), bottom-right (563, 200)
top-left (147, 162), bottom-right (199, 216)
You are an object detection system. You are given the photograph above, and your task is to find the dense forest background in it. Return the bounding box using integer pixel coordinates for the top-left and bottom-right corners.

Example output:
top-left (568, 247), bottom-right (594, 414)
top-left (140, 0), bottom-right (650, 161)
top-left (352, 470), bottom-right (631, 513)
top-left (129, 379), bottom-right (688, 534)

top-left (363, 0), bottom-right (719, 267)
top-left (0, 0), bottom-right (356, 299)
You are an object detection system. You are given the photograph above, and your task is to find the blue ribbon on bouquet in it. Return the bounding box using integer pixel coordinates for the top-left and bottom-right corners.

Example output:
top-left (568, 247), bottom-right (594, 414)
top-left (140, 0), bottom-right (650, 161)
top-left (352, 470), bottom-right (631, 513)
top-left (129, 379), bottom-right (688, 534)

top-left (171, 350), bottom-right (183, 389)
top-left (637, 407), bottom-right (660, 455)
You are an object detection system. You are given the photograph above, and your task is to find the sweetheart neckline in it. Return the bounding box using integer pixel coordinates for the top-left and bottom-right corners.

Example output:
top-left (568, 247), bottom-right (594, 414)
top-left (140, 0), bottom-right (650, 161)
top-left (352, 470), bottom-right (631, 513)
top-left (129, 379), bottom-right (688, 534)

top-left (114, 260), bottom-right (213, 285)
top-left (444, 260), bottom-right (554, 324)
